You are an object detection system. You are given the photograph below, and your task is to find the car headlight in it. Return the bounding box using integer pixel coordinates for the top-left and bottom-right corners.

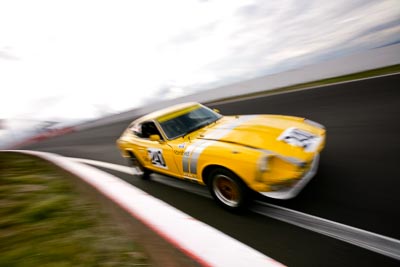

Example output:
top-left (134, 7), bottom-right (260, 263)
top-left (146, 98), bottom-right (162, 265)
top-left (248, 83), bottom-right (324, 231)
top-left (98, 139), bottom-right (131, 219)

top-left (304, 119), bottom-right (325, 129)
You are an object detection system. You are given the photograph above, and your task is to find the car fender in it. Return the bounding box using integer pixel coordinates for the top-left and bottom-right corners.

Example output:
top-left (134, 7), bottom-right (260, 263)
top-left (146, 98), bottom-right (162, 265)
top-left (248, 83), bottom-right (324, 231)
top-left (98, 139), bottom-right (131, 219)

top-left (196, 145), bottom-right (261, 187)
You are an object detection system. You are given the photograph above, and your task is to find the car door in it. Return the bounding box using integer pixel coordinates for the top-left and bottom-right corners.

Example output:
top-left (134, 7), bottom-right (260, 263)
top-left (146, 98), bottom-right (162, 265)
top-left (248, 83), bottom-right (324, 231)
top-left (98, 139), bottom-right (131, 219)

top-left (133, 121), bottom-right (179, 177)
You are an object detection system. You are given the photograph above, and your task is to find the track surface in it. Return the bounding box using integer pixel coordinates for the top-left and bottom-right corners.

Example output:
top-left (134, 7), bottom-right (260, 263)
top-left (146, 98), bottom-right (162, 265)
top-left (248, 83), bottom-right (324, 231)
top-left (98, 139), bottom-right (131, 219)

top-left (22, 74), bottom-right (400, 266)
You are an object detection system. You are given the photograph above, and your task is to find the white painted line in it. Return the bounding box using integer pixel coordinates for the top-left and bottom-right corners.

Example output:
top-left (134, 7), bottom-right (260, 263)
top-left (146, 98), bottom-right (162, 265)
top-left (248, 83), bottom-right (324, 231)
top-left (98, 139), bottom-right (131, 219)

top-left (67, 157), bottom-right (135, 174)
top-left (66, 157), bottom-right (228, 200)
top-left (67, 157), bottom-right (211, 198)
top-left (4, 150), bottom-right (284, 267)
top-left (69, 156), bottom-right (400, 261)
top-left (251, 202), bottom-right (400, 261)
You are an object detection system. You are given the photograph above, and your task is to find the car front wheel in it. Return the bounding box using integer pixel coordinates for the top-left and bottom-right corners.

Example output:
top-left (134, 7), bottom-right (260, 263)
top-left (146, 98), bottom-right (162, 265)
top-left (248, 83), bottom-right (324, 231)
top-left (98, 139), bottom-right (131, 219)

top-left (208, 168), bottom-right (249, 212)
top-left (127, 154), bottom-right (151, 180)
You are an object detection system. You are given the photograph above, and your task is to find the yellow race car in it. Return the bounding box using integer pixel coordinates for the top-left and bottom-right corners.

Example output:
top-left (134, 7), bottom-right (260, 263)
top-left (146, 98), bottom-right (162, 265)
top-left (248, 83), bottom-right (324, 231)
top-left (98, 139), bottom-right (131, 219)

top-left (117, 102), bottom-right (326, 211)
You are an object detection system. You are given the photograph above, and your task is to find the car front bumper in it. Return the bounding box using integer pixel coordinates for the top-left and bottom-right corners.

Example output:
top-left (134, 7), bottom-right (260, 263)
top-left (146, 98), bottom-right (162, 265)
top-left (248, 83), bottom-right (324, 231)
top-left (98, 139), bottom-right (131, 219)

top-left (260, 153), bottom-right (320, 200)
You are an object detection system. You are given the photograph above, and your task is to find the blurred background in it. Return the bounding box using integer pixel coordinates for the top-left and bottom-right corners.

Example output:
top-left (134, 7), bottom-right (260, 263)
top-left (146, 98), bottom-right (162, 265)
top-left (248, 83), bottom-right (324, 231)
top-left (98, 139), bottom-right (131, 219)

top-left (1, 0), bottom-right (399, 148)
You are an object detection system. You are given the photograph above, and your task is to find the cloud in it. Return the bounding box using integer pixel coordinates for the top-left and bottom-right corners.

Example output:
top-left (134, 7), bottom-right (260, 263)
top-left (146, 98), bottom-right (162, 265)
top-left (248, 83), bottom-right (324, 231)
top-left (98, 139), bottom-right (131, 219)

top-left (169, 21), bottom-right (219, 45)
top-left (0, 47), bottom-right (19, 61)
top-left (0, 0), bottom-right (399, 123)
top-left (170, 0), bottom-right (400, 91)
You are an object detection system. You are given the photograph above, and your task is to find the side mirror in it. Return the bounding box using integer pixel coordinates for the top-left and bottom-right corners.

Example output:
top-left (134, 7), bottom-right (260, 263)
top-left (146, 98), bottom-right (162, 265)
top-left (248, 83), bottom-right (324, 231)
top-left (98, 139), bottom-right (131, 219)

top-left (213, 108), bottom-right (220, 113)
top-left (150, 134), bottom-right (161, 142)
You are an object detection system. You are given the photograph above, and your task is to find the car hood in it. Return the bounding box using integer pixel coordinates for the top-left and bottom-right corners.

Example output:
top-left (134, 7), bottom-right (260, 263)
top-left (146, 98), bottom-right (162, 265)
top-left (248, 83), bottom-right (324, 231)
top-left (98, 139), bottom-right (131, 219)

top-left (198, 115), bottom-right (325, 161)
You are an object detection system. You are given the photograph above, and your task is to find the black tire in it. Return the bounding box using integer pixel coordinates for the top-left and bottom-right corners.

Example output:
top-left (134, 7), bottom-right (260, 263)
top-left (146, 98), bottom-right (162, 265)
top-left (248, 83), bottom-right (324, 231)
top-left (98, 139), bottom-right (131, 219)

top-left (208, 168), bottom-right (249, 212)
top-left (127, 154), bottom-right (151, 180)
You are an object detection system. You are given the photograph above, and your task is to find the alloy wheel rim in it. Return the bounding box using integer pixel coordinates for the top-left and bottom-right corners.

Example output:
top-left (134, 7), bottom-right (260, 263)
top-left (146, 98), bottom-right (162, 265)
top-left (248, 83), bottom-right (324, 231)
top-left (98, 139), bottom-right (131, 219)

top-left (213, 174), bottom-right (240, 207)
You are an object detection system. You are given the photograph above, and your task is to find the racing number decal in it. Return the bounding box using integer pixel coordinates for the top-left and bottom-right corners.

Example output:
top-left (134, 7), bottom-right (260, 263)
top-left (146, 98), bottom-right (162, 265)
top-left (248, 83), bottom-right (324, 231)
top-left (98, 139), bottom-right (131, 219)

top-left (147, 148), bottom-right (167, 169)
top-left (286, 129), bottom-right (314, 145)
top-left (278, 127), bottom-right (321, 152)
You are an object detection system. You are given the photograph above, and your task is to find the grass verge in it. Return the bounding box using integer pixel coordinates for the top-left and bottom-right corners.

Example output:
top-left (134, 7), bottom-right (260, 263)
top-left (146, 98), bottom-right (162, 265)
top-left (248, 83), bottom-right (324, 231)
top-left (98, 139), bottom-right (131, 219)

top-left (0, 152), bottom-right (151, 267)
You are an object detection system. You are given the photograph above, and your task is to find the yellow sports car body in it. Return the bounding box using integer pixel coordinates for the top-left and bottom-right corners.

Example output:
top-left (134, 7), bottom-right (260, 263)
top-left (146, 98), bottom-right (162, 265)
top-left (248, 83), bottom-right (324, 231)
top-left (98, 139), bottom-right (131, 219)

top-left (116, 102), bottom-right (326, 211)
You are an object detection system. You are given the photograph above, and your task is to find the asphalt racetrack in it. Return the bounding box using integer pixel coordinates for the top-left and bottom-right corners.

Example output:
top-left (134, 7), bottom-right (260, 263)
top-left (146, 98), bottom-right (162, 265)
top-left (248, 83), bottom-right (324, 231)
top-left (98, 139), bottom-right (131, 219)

top-left (22, 73), bottom-right (400, 266)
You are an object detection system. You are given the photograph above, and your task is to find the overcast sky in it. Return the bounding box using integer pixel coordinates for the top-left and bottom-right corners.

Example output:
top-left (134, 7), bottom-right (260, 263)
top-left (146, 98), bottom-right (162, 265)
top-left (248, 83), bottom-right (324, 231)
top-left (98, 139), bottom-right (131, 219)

top-left (1, 0), bottom-right (399, 126)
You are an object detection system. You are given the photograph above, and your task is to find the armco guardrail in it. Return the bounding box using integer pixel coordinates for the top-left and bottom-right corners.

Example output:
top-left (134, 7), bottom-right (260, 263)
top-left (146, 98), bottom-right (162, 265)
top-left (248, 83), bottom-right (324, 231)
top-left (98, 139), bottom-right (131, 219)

top-left (76, 43), bottom-right (400, 131)
top-left (3, 150), bottom-right (285, 267)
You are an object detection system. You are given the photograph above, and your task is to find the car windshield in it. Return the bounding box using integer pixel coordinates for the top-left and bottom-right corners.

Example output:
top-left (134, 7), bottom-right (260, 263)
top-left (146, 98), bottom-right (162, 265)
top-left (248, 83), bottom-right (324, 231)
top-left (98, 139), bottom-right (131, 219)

top-left (158, 105), bottom-right (222, 139)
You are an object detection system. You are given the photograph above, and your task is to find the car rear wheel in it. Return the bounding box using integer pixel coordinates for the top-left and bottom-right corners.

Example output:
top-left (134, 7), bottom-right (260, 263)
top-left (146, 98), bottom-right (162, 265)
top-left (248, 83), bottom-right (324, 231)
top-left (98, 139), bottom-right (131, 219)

top-left (128, 154), bottom-right (151, 180)
top-left (208, 168), bottom-right (249, 212)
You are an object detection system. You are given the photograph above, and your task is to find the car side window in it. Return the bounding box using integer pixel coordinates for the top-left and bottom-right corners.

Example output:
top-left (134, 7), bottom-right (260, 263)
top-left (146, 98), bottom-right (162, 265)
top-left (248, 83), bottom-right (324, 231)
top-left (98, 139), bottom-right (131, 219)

top-left (140, 121), bottom-right (162, 140)
top-left (130, 123), bottom-right (142, 137)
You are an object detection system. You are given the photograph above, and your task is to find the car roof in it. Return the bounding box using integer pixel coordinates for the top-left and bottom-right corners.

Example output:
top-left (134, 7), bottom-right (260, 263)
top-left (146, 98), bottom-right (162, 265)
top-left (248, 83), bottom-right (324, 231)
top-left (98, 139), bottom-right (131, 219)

top-left (136, 102), bottom-right (201, 122)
